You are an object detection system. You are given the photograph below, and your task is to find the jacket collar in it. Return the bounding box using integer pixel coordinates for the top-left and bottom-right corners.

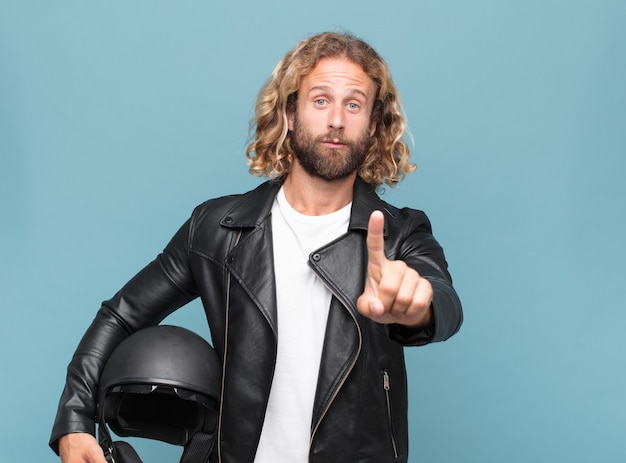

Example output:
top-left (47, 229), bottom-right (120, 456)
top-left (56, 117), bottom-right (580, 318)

top-left (221, 178), bottom-right (388, 236)
top-left (348, 179), bottom-right (389, 236)
top-left (219, 180), bottom-right (280, 229)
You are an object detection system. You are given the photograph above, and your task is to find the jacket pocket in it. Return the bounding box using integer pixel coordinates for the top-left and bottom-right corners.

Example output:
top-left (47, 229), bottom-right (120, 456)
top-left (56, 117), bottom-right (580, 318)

top-left (382, 370), bottom-right (399, 460)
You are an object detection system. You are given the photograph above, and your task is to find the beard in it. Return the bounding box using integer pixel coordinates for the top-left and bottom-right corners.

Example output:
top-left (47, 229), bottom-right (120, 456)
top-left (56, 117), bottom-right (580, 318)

top-left (290, 115), bottom-right (372, 181)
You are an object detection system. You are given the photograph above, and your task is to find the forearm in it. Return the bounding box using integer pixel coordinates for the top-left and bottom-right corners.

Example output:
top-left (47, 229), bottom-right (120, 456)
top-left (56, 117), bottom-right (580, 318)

top-left (49, 304), bottom-right (131, 453)
top-left (50, 252), bottom-right (197, 453)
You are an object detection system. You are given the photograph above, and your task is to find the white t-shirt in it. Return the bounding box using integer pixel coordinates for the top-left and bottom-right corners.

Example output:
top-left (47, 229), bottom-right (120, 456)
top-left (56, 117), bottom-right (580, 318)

top-left (253, 187), bottom-right (351, 463)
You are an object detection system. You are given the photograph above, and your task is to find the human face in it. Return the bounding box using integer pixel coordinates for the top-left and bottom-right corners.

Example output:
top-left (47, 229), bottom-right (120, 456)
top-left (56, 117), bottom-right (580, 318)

top-left (288, 57), bottom-right (378, 181)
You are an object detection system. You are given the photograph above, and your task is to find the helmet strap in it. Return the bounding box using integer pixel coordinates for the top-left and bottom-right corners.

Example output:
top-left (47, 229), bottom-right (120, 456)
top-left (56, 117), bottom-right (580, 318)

top-left (180, 431), bottom-right (215, 463)
top-left (97, 398), bottom-right (117, 463)
top-left (98, 403), bottom-right (214, 463)
top-left (107, 441), bottom-right (143, 463)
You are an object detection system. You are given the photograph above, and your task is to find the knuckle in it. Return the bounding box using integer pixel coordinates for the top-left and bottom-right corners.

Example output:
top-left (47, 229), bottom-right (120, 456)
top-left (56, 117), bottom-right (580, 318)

top-left (394, 291), bottom-right (413, 307)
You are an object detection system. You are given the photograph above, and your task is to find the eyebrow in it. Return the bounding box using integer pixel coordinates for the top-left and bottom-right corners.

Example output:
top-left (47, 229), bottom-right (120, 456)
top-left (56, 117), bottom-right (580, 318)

top-left (307, 85), bottom-right (369, 100)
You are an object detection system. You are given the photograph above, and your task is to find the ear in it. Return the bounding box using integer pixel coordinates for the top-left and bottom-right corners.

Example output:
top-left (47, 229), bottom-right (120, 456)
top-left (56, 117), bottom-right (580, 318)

top-left (369, 99), bottom-right (382, 137)
top-left (287, 109), bottom-right (295, 132)
top-left (369, 119), bottom-right (377, 137)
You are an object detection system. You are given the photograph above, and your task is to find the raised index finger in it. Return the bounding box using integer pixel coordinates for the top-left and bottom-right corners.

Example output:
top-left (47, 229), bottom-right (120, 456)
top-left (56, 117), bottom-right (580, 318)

top-left (366, 210), bottom-right (387, 283)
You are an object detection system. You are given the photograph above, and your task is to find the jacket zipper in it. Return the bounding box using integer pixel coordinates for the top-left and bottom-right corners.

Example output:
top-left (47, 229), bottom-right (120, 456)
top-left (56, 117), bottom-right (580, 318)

top-left (217, 230), bottom-right (242, 463)
top-left (383, 370), bottom-right (399, 459)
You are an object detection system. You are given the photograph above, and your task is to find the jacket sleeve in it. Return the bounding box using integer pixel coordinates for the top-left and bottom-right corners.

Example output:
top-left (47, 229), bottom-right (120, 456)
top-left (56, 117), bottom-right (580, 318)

top-left (49, 218), bottom-right (199, 454)
top-left (388, 212), bottom-right (463, 346)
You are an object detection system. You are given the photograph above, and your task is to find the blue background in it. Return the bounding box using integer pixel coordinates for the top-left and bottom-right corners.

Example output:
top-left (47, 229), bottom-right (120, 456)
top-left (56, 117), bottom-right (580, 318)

top-left (1, 1), bottom-right (625, 461)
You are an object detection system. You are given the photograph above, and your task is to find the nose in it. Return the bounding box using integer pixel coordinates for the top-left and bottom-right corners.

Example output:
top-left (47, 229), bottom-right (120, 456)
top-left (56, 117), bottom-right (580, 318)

top-left (328, 104), bottom-right (345, 131)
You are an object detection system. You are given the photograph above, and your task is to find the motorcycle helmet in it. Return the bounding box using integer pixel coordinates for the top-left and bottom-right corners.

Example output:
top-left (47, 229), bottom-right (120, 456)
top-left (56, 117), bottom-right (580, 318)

top-left (97, 325), bottom-right (222, 463)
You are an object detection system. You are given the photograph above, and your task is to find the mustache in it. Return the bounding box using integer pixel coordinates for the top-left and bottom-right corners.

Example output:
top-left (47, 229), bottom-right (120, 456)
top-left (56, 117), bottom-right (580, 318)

top-left (316, 131), bottom-right (349, 144)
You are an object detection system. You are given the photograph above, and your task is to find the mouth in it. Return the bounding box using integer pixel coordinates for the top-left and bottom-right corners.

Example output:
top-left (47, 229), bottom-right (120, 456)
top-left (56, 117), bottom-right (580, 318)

top-left (321, 138), bottom-right (347, 149)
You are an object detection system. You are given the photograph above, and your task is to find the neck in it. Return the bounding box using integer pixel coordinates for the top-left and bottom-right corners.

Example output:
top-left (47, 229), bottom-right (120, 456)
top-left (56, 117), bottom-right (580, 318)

top-left (282, 164), bottom-right (356, 216)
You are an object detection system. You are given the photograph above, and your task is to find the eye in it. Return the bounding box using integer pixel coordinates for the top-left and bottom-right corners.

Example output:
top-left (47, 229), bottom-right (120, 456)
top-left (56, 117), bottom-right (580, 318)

top-left (347, 102), bottom-right (360, 111)
top-left (314, 98), bottom-right (327, 106)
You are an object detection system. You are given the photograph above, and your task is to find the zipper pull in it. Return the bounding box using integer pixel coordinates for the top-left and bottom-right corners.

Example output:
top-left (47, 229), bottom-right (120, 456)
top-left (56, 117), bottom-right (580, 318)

top-left (383, 370), bottom-right (390, 391)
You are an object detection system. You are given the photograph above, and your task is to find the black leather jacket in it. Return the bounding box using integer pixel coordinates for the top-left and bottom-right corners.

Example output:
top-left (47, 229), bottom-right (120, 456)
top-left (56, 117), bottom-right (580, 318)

top-left (50, 180), bottom-right (462, 462)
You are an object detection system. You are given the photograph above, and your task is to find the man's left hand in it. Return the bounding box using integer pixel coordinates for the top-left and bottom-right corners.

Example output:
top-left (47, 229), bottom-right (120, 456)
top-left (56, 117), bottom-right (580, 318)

top-left (356, 211), bottom-right (433, 328)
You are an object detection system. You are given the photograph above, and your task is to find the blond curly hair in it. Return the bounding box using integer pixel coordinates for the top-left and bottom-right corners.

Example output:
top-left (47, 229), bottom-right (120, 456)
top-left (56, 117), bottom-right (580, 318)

top-left (246, 32), bottom-right (415, 188)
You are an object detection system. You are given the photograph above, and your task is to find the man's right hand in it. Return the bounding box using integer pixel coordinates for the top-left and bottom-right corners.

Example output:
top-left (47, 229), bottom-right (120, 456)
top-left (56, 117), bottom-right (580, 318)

top-left (59, 433), bottom-right (107, 463)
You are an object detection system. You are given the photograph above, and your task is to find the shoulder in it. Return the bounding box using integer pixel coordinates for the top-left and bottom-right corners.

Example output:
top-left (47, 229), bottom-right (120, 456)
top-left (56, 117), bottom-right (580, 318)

top-left (190, 181), bottom-right (280, 227)
top-left (352, 180), bottom-right (431, 236)
top-left (371, 198), bottom-right (442, 263)
top-left (376, 198), bottom-right (433, 238)
top-left (184, 181), bottom-right (281, 252)
top-left (191, 193), bottom-right (243, 223)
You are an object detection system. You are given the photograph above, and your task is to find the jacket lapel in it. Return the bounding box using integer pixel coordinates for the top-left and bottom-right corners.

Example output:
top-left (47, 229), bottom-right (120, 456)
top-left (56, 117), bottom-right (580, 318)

top-left (222, 181), bottom-right (281, 334)
top-left (309, 230), bottom-right (366, 428)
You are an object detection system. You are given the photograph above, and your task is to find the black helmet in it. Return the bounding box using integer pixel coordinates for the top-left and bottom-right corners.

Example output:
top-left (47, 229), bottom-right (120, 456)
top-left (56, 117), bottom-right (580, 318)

top-left (97, 325), bottom-right (222, 463)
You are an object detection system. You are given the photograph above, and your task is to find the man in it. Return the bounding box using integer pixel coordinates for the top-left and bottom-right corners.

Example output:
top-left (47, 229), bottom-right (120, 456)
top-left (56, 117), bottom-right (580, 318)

top-left (51, 32), bottom-right (463, 463)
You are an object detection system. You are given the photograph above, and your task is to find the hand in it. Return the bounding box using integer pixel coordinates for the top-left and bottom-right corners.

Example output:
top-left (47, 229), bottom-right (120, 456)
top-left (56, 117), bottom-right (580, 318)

top-left (59, 433), bottom-right (107, 463)
top-left (357, 211), bottom-right (433, 328)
